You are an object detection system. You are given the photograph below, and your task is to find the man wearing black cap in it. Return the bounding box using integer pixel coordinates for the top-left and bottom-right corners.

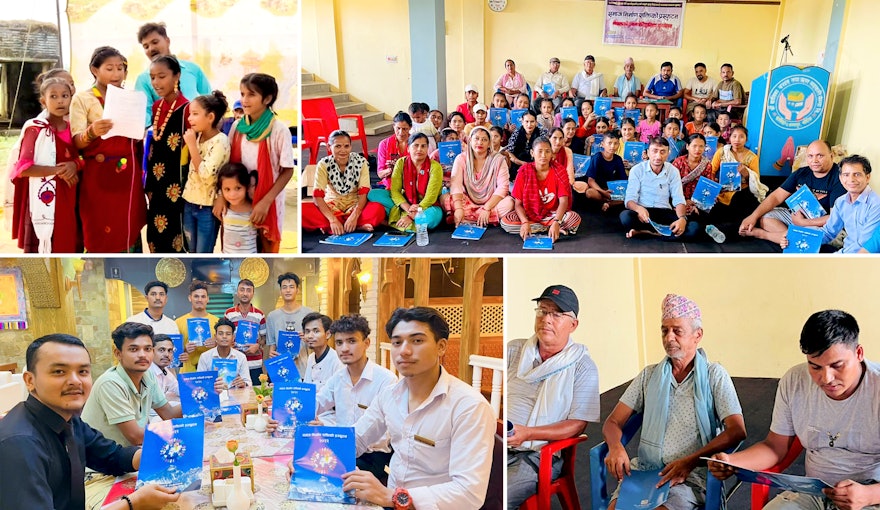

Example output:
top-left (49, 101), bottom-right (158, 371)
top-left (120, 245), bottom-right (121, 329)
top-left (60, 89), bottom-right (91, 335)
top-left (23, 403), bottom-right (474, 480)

top-left (570, 55), bottom-right (607, 111)
top-left (506, 284), bottom-right (601, 509)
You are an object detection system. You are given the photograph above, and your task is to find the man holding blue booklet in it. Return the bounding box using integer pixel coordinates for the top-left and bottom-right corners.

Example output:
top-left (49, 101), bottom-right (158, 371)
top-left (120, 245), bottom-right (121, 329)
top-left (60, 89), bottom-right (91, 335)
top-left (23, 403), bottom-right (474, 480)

top-left (196, 318), bottom-right (251, 388)
top-left (709, 310), bottom-right (880, 510)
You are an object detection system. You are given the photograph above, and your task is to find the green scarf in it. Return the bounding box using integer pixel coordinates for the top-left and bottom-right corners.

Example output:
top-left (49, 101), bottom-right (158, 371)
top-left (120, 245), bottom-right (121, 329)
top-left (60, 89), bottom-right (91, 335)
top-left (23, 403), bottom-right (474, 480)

top-left (236, 108), bottom-right (275, 142)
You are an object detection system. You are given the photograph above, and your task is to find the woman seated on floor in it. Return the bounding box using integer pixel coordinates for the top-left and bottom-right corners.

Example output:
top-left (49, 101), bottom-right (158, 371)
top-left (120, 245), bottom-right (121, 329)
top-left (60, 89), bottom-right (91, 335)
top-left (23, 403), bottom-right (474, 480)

top-left (500, 136), bottom-right (581, 241)
top-left (442, 126), bottom-right (513, 228)
top-left (376, 111), bottom-right (412, 189)
top-left (368, 133), bottom-right (444, 233)
top-left (301, 130), bottom-right (387, 234)
top-left (549, 127), bottom-right (575, 186)
top-left (503, 110), bottom-right (545, 182)
top-left (708, 124), bottom-right (768, 239)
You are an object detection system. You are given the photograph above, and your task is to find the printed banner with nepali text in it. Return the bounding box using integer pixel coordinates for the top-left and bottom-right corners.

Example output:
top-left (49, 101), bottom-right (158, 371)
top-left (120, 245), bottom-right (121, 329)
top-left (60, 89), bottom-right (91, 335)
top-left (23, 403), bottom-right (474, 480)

top-left (604, 0), bottom-right (685, 48)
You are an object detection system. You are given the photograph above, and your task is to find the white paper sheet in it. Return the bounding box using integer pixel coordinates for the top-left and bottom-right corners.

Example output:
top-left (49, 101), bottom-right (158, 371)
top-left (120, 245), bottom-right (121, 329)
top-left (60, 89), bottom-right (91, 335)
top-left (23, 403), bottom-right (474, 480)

top-left (101, 84), bottom-right (147, 140)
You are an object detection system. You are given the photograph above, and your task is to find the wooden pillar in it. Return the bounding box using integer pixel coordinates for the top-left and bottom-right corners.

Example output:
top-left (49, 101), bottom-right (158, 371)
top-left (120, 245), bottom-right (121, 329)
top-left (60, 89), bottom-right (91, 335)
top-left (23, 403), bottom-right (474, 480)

top-left (410, 258), bottom-right (431, 307)
top-left (458, 257), bottom-right (498, 383)
top-left (325, 258), bottom-right (343, 320)
top-left (377, 258), bottom-right (406, 346)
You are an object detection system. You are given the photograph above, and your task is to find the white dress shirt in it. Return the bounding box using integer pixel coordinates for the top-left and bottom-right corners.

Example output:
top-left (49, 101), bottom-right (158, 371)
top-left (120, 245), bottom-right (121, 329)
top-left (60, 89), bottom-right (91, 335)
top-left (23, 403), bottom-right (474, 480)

top-left (304, 347), bottom-right (344, 392)
top-left (148, 363), bottom-right (179, 421)
top-left (355, 367), bottom-right (495, 510)
top-left (196, 347), bottom-right (252, 387)
top-left (127, 310), bottom-right (180, 336)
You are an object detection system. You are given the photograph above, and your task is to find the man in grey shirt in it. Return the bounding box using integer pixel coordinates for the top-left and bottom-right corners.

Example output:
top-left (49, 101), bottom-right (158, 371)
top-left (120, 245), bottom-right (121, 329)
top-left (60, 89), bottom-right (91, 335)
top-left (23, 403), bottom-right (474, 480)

top-left (265, 272), bottom-right (313, 376)
top-left (506, 285), bottom-right (601, 509)
top-left (603, 294), bottom-right (745, 510)
top-left (710, 309), bottom-right (880, 510)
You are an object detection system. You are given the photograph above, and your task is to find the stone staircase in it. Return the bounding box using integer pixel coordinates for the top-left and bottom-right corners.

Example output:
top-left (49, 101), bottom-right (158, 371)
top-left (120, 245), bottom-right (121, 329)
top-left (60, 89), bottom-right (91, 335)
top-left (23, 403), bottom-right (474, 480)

top-left (301, 71), bottom-right (393, 137)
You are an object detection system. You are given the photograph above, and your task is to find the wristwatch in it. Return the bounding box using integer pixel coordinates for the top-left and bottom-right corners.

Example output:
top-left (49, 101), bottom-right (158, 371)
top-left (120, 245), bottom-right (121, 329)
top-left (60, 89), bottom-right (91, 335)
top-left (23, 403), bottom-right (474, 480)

top-left (393, 487), bottom-right (414, 510)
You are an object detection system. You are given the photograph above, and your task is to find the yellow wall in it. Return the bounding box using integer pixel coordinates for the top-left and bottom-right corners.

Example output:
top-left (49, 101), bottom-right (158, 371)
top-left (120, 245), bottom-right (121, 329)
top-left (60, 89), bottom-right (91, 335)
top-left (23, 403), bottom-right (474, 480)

top-left (302, 0), bottom-right (341, 89)
top-left (772, 0), bottom-right (832, 68)
top-left (508, 257), bottom-right (880, 393)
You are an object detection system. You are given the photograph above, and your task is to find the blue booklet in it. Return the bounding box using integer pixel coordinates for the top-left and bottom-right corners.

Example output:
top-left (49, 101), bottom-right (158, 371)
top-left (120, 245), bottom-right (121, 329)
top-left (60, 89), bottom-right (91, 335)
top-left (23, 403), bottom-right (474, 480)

top-left (560, 106), bottom-right (578, 122)
top-left (234, 319), bottom-right (259, 346)
top-left (272, 382), bottom-right (317, 438)
top-left (542, 82), bottom-right (556, 95)
top-left (488, 107), bottom-right (508, 127)
top-left (186, 317), bottom-right (211, 347)
top-left (451, 224), bottom-right (487, 240)
top-left (650, 220), bottom-right (674, 237)
top-left (719, 162), bottom-right (741, 191)
top-left (211, 358), bottom-right (238, 387)
top-left (623, 142), bottom-right (647, 164)
top-left (704, 136), bottom-right (719, 159)
top-left (703, 457), bottom-right (831, 498)
top-left (624, 109), bottom-right (641, 122)
top-left (785, 185), bottom-right (825, 220)
top-left (373, 231), bottom-right (414, 247)
top-left (594, 97), bottom-right (612, 118)
top-left (265, 352), bottom-right (302, 384)
top-left (169, 334), bottom-right (184, 368)
top-left (136, 416), bottom-right (205, 492)
top-left (438, 140), bottom-right (462, 166)
top-left (613, 107), bottom-right (625, 124)
top-left (276, 330), bottom-right (301, 356)
top-left (178, 371), bottom-right (221, 422)
top-left (616, 469), bottom-right (670, 510)
top-left (572, 154), bottom-right (589, 179)
top-left (784, 226), bottom-right (822, 253)
top-left (523, 235), bottom-right (553, 250)
top-left (591, 134), bottom-right (604, 155)
top-left (510, 108), bottom-right (527, 129)
top-left (319, 233), bottom-right (372, 246)
top-left (289, 426), bottom-right (357, 504)
top-left (607, 180), bottom-right (628, 201)
top-left (691, 176), bottom-right (722, 211)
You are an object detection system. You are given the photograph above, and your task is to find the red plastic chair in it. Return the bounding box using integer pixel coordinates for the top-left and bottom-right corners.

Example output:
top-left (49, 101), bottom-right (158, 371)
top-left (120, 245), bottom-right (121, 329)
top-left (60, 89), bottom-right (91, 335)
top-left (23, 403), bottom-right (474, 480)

top-left (519, 435), bottom-right (588, 510)
top-left (301, 97), bottom-right (370, 158)
top-left (750, 436), bottom-right (804, 509)
top-left (300, 118), bottom-right (327, 165)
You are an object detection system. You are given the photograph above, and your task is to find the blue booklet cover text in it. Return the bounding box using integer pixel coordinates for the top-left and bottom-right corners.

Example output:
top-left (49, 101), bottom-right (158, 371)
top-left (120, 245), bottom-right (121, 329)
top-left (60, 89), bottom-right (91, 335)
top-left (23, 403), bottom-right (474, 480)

top-left (691, 177), bottom-right (722, 211)
top-left (784, 226), bottom-right (822, 253)
top-left (623, 142), bottom-right (647, 164)
top-left (624, 109), bottom-right (641, 122)
top-left (572, 154), bottom-right (589, 178)
top-left (276, 330), bottom-right (301, 356)
top-left (523, 235), bottom-right (553, 250)
top-left (451, 224), bottom-right (487, 240)
top-left (169, 334), bottom-right (183, 368)
top-left (234, 319), bottom-right (259, 346)
top-left (785, 185), bottom-right (825, 219)
top-left (607, 180), bottom-right (628, 201)
top-left (719, 162), bottom-right (741, 191)
top-left (542, 82), bottom-right (555, 95)
top-left (704, 136), bottom-right (719, 159)
top-left (650, 220), bottom-right (674, 237)
top-left (488, 107), bottom-right (508, 127)
top-left (272, 382), bottom-right (317, 438)
top-left (178, 371), bottom-right (221, 422)
top-left (211, 358), bottom-right (237, 387)
top-left (560, 106), bottom-right (578, 122)
top-left (510, 109), bottom-right (527, 129)
top-left (591, 134), bottom-right (604, 155)
top-left (373, 232), bottom-right (414, 247)
top-left (617, 469), bottom-right (670, 510)
top-left (594, 97), bottom-right (612, 118)
top-left (265, 352), bottom-right (302, 384)
top-left (438, 141), bottom-right (462, 166)
top-left (136, 416), bottom-right (205, 492)
top-left (319, 233), bottom-right (372, 246)
top-left (289, 426), bottom-right (356, 504)
top-left (186, 318), bottom-right (210, 347)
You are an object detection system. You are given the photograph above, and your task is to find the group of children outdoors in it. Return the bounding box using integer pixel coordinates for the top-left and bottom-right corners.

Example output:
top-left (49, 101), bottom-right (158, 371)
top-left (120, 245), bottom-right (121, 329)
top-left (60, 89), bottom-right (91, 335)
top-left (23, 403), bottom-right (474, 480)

top-left (9, 27), bottom-right (294, 254)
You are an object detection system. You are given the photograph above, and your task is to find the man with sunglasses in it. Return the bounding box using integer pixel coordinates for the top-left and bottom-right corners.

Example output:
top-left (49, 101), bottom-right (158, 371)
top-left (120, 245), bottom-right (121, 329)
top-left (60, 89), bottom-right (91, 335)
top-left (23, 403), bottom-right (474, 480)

top-left (506, 284), bottom-right (601, 509)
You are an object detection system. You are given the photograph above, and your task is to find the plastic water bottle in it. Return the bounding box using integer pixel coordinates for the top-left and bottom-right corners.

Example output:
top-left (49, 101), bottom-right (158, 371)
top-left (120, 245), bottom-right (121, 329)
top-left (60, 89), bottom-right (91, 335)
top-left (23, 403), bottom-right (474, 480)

top-left (705, 224), bottom-right (726, 243)
top-left (415, 207), bottom-right (429, 246)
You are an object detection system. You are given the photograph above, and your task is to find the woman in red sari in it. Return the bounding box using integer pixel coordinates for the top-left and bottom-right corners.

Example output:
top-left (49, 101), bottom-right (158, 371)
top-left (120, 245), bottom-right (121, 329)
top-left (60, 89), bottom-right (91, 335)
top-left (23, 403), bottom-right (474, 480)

top-left (70, 46), bottom-right (146, 252)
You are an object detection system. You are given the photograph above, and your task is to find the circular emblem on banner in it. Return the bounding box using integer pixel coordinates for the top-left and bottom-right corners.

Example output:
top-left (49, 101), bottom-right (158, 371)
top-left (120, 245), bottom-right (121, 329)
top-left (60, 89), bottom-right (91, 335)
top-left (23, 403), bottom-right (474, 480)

top-left (766, 75), bottom-right (825, 130)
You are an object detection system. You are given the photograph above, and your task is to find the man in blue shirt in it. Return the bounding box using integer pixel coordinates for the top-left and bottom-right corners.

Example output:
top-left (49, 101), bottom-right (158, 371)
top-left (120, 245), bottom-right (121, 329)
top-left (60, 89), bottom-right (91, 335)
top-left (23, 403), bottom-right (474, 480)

top-left (134, 22), bottom-right (212, 127)
top-left (644, 61), bottom-right (683, 102)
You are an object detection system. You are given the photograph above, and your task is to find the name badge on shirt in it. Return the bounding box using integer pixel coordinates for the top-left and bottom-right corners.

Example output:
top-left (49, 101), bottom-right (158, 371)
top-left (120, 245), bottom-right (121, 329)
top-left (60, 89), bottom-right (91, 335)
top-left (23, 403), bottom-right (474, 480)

top-left (414, 434), bottom-right (435, 447)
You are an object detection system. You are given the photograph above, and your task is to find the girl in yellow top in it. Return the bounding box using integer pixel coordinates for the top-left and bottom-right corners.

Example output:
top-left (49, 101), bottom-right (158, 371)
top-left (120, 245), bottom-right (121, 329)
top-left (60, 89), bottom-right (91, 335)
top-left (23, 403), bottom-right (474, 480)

top-left (707, 124), bottom-right (768, 238)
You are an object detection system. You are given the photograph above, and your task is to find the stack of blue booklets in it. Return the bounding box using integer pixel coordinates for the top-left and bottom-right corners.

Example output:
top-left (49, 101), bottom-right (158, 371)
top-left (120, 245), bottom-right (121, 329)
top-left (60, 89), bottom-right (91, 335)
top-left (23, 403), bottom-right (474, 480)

top-left (704, 136), bottom-right (719, 159)
top-left (276, 330), bottom-right (301, 356)
top-left (691, 177), bottom-right (722, 211)
top-left (573, 154), bottom-right (589, 178)
top-left (594, 97), bottom-right (612, 118)
top-left (785, 185), bottom-right (825, 219)
top-left (591, 134), bottom-right (604, 155)
top-left (319, 233), bottom-right (372, 246)
top-left (510, 108), bottom-right (527, 129)
top-left (607, 180), bottom-right (628, 201)
top-left (234, 320), bottom-right (259, 346)
top-left (616, 469), bottom-right (670, 510)
top-left (784, 226), bottom-right (822, 253)
top-left (137, 416), bottom-right (205, 492)
top-left (451, 224), bottom-right (487, 240)
top-left (560, 106), bottom-right (578, 122)
top-left (186, 318), bottom-right (211, 347)
top-left (265, 352), bottom-right (301, 384)
top-left (523, 235), bottom-right (553, 250)
top-left (211, 358), bottom-right (237, 387)
top-left (623, 142), bottom-right (647, 164)
top-left (719, 162), bottom-right (741, 191)
top-left (169, 334), bottom-right (183, 368)
top-left (438, 140), bottom-right (462, 165)
top-left (488, 107), bottom-right (508, 127)
top-left (288, 426), bottom-right (356, 504)
top-left (373, 231), bottom-right (414, 247)
top-left (178, 371), bottom-right (221, 422)
top-left (272, 382), bottom-right (316, 438)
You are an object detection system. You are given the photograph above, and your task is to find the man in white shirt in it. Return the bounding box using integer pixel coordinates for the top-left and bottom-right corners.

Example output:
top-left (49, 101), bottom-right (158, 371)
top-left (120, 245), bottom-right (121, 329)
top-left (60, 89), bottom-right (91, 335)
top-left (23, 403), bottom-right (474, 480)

top-left (197, 318), bottom-right (251, 389)
top-left (570, 55), bottom-right (607, 111)
top-left (126, 281), bottom-right (180, 336)
top-left (148, 334), bottom-right (179, 421)
top-left (315, 314), bottom-right (397, 484)
top-left (302, 312), bottom-right (343, 391)
top-left (341, 307), bottom-right (495, 510)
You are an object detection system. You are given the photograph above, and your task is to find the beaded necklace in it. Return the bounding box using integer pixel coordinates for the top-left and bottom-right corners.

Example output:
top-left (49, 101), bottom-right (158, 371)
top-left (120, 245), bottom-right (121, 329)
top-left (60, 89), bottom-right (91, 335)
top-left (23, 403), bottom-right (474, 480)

top-left (153, 93), bottom-right (182, 141)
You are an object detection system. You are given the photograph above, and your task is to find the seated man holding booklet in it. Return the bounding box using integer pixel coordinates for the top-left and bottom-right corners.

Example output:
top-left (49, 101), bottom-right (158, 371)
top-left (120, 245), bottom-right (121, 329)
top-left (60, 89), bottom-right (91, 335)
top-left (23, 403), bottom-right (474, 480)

top-left (708, 310), bottom-right (880, 510)
top-left (602, 294), bottom-right (745, 510)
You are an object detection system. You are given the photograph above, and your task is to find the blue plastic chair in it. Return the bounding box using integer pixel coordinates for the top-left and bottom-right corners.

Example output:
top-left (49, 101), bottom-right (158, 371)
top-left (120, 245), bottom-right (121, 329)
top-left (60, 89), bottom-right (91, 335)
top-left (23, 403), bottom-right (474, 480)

top-left (589, 413), bottom-right (741, 510)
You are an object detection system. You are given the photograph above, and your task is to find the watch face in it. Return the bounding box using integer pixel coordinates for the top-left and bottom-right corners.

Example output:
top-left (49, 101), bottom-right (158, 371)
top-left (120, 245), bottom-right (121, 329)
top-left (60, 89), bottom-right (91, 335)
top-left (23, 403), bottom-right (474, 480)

top-left (488, 0), bottom-right (507, 12)
top-left (394, 489), bottom-right (411, 508)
